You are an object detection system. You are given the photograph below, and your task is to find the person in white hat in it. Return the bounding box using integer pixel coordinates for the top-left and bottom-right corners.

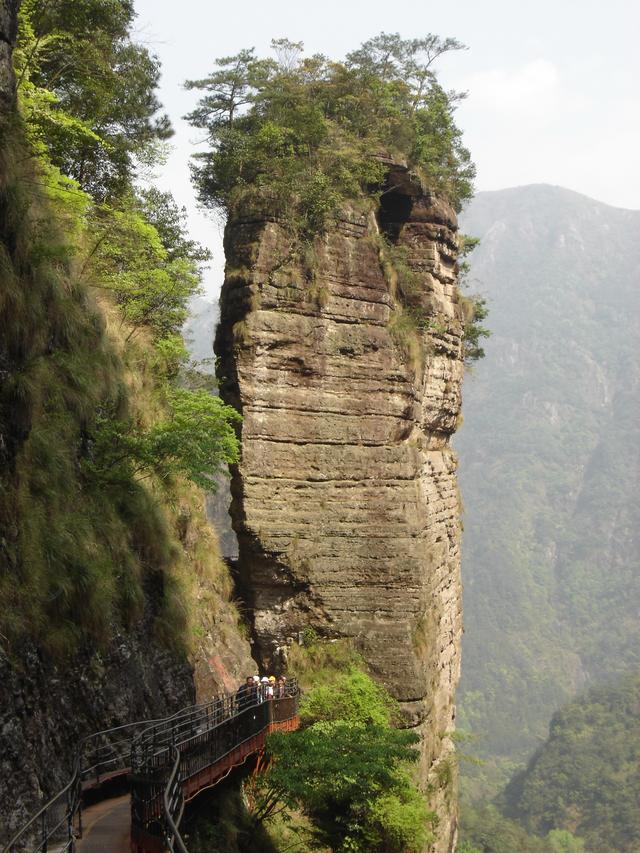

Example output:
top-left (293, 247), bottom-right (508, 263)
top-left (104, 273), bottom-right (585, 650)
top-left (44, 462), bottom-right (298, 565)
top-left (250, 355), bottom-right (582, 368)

top-left (260, 676), bottom-right (273, 701)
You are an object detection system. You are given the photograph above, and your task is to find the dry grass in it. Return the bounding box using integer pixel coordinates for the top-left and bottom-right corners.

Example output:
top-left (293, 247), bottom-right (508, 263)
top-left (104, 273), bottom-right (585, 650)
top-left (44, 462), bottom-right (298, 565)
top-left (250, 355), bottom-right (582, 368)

top-left (0, 120), bottom-right (241, 661)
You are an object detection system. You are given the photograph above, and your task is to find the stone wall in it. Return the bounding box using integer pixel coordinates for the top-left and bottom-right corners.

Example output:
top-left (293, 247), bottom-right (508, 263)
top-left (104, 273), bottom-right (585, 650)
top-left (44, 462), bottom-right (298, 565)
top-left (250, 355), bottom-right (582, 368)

top-left (216, 166), bottom-right (465, 850)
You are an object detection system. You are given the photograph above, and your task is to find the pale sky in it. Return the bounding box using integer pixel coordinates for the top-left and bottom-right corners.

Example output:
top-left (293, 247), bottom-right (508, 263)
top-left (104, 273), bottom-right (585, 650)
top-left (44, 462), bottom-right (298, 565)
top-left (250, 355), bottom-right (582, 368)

top-left (133, 0), bottom-right (640, 296)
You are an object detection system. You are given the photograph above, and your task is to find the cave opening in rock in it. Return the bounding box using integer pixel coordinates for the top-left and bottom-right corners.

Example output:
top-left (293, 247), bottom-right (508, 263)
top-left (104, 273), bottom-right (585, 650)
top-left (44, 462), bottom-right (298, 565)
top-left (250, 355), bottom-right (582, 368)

top-left (377, 187), bottom-right (414, 243)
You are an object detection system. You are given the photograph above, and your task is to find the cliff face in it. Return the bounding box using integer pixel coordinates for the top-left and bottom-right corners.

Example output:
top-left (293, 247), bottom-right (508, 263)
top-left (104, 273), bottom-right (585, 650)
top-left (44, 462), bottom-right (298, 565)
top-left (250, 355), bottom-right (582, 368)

top-left (0, 4), bottom-right (254, 837)
top-left (216, 167), bottom-right (464, 849)
top-left (0, 0), bottom-right (19, 112)
top-left (0, 632), bottom-right (192, 839)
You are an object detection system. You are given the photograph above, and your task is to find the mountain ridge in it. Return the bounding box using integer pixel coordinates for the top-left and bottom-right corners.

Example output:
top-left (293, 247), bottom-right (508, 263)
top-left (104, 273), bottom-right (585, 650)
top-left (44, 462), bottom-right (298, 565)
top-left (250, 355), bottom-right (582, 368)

top-left (467, 182), bottom-right (640, 212)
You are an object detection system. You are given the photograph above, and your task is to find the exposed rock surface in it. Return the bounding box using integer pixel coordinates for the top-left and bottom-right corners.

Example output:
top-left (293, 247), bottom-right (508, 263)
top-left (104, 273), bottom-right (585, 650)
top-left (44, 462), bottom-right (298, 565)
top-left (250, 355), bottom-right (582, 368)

top-left (0, 630), bottom-right (193, 843)
top-left (0, 0), bottom-right (19, 113)
top-left (216, 167), bottom-right (465, 850)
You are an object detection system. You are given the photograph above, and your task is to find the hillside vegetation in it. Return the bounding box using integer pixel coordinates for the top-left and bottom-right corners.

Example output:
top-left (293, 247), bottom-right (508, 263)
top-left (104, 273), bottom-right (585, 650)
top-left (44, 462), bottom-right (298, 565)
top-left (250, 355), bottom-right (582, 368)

top-left (456, 185), bottom-right (640, 788)
top-left (0, 0), bottom-right (241, 658)
top-left (501, 676), bottom-right (640, 852)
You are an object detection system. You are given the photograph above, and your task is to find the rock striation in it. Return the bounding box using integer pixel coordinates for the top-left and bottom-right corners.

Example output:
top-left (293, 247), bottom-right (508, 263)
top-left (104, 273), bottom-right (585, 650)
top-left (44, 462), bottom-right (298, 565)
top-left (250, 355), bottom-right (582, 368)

top-left (216, 166), bottom-right (465, 850)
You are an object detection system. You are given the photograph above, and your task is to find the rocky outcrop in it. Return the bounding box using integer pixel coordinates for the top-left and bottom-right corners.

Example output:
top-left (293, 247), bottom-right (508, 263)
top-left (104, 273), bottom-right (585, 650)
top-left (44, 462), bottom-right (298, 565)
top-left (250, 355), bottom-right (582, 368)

top-left (216, 166), bottom-right (465, 850)
top-left (0, 0), bottom-right (19, 114)
top-left (0, 630), bottom-right (193, 842)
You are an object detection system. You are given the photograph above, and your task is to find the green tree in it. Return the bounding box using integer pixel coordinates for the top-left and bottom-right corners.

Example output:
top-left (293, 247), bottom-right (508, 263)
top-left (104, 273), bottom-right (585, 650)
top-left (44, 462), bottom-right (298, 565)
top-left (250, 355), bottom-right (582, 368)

top-left (89, 389), bottom-right (241, 491)
top-left (138, 187), bottom-right (211, 266)
top-left (547, 829), bottom-right (586, 852)
top-left (259, 667), bottom-right (435, 852)
top-left (185, 48), bottom-right (258, 130)
top-left (458, 234), bottom-right (490, 363)
top-left (16, 0), bottom-right (171, 198)
top-left (86, 197), bottom-right (202, 348)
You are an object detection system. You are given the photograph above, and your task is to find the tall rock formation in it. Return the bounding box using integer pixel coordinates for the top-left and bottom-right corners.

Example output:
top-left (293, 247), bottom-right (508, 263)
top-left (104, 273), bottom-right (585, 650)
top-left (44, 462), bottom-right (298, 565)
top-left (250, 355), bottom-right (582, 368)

top-left (216, 165), bottom-right (465, 849)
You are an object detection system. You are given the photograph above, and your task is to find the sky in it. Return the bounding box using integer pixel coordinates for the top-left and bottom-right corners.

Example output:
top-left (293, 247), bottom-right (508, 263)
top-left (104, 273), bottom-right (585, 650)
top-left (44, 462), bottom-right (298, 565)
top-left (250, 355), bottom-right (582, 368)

top-left (133, 0), bottom-right (640, 296)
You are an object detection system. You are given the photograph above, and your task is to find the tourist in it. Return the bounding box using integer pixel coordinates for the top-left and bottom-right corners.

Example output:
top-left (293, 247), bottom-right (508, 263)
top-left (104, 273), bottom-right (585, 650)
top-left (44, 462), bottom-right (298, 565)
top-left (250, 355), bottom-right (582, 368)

top-left (251, 675), bottom-right (260, 704)
top-left (236, 676), bottom-right (254, 710)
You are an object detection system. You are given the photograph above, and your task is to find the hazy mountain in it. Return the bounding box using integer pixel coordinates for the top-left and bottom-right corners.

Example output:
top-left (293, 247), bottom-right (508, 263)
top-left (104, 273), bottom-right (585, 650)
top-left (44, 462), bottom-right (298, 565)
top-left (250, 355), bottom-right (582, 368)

top-left (501, 675), bottom-right (640, 852)
top-left (183, 295), bottom-right (218, 370)
top-left (456, 185), bottom-right (640, 787)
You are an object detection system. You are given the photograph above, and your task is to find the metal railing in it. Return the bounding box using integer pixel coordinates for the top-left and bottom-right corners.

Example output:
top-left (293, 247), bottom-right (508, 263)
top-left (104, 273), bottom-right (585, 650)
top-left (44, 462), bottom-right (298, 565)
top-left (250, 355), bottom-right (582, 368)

top-left (3, 774), bottom-right (80, 853)
top-left (4, 682), bottom-right (299, 853)
top-left (131, 681), bottom-right (300, 851)
top-left (2, 706), bottom-right (194, 853)
top-left (164, 748), bottom-right (188, 853)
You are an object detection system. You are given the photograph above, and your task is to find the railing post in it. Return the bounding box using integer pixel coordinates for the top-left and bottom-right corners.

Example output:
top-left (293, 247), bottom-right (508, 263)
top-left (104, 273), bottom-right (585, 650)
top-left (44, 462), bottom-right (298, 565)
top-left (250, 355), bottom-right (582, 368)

top-left (77, 785), bottom-right (83, 840)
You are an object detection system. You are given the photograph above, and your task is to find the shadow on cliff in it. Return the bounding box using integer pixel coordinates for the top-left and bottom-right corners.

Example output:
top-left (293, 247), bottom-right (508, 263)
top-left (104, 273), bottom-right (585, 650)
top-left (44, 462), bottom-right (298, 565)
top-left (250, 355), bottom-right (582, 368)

top-left (181, 771), bottom-right (280, 853)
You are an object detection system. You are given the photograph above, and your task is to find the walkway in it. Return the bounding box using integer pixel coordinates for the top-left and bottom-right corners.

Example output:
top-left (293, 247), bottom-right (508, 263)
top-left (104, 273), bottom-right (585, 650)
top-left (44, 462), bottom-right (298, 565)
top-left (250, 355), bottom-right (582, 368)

top-left (75, 795), bottom-right (130, 853)
top-left (4, 682), bottom-right (300, 853)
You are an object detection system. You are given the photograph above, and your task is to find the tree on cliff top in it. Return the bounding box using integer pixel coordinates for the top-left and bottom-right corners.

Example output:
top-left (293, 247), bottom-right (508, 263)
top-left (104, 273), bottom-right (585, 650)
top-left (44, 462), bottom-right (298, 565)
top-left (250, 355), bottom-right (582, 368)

top-left (185, 32), bottom-right (475, 229)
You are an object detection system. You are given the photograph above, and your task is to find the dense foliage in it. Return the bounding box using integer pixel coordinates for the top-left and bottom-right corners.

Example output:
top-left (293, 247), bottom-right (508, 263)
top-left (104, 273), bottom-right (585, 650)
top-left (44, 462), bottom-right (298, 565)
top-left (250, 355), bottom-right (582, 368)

top-left (459, 806), bottom-right (584, 853)
top-left (249, 644), bottom-right (434, 852)
top-left (500, 677), bottom-right (640, 852)
top-left (187, 34), bottom-right (486, 363)
top-left (90, 389), bottom-right (241, 491)
top-left (0, 0), bottom-right (240, 655)
top-left (17, 0), bottom-right (171, 198)
top-left (186, 33), bottom-right (475, 232)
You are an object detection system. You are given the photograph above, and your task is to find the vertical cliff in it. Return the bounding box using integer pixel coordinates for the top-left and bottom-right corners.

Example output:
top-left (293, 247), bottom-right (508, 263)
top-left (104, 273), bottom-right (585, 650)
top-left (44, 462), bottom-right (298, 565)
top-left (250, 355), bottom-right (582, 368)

top-left (0, 2), bottom-right (254, 837)
top-left (0, 0), bottom-right (18, 112)
top-left (216, 165), bottom-right (464, 849)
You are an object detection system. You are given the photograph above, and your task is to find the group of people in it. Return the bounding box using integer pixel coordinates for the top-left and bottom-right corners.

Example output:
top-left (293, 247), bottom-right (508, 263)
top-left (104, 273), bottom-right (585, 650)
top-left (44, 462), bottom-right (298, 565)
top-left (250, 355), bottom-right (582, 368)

top-left (235, 674), bottom-right (287, 709)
